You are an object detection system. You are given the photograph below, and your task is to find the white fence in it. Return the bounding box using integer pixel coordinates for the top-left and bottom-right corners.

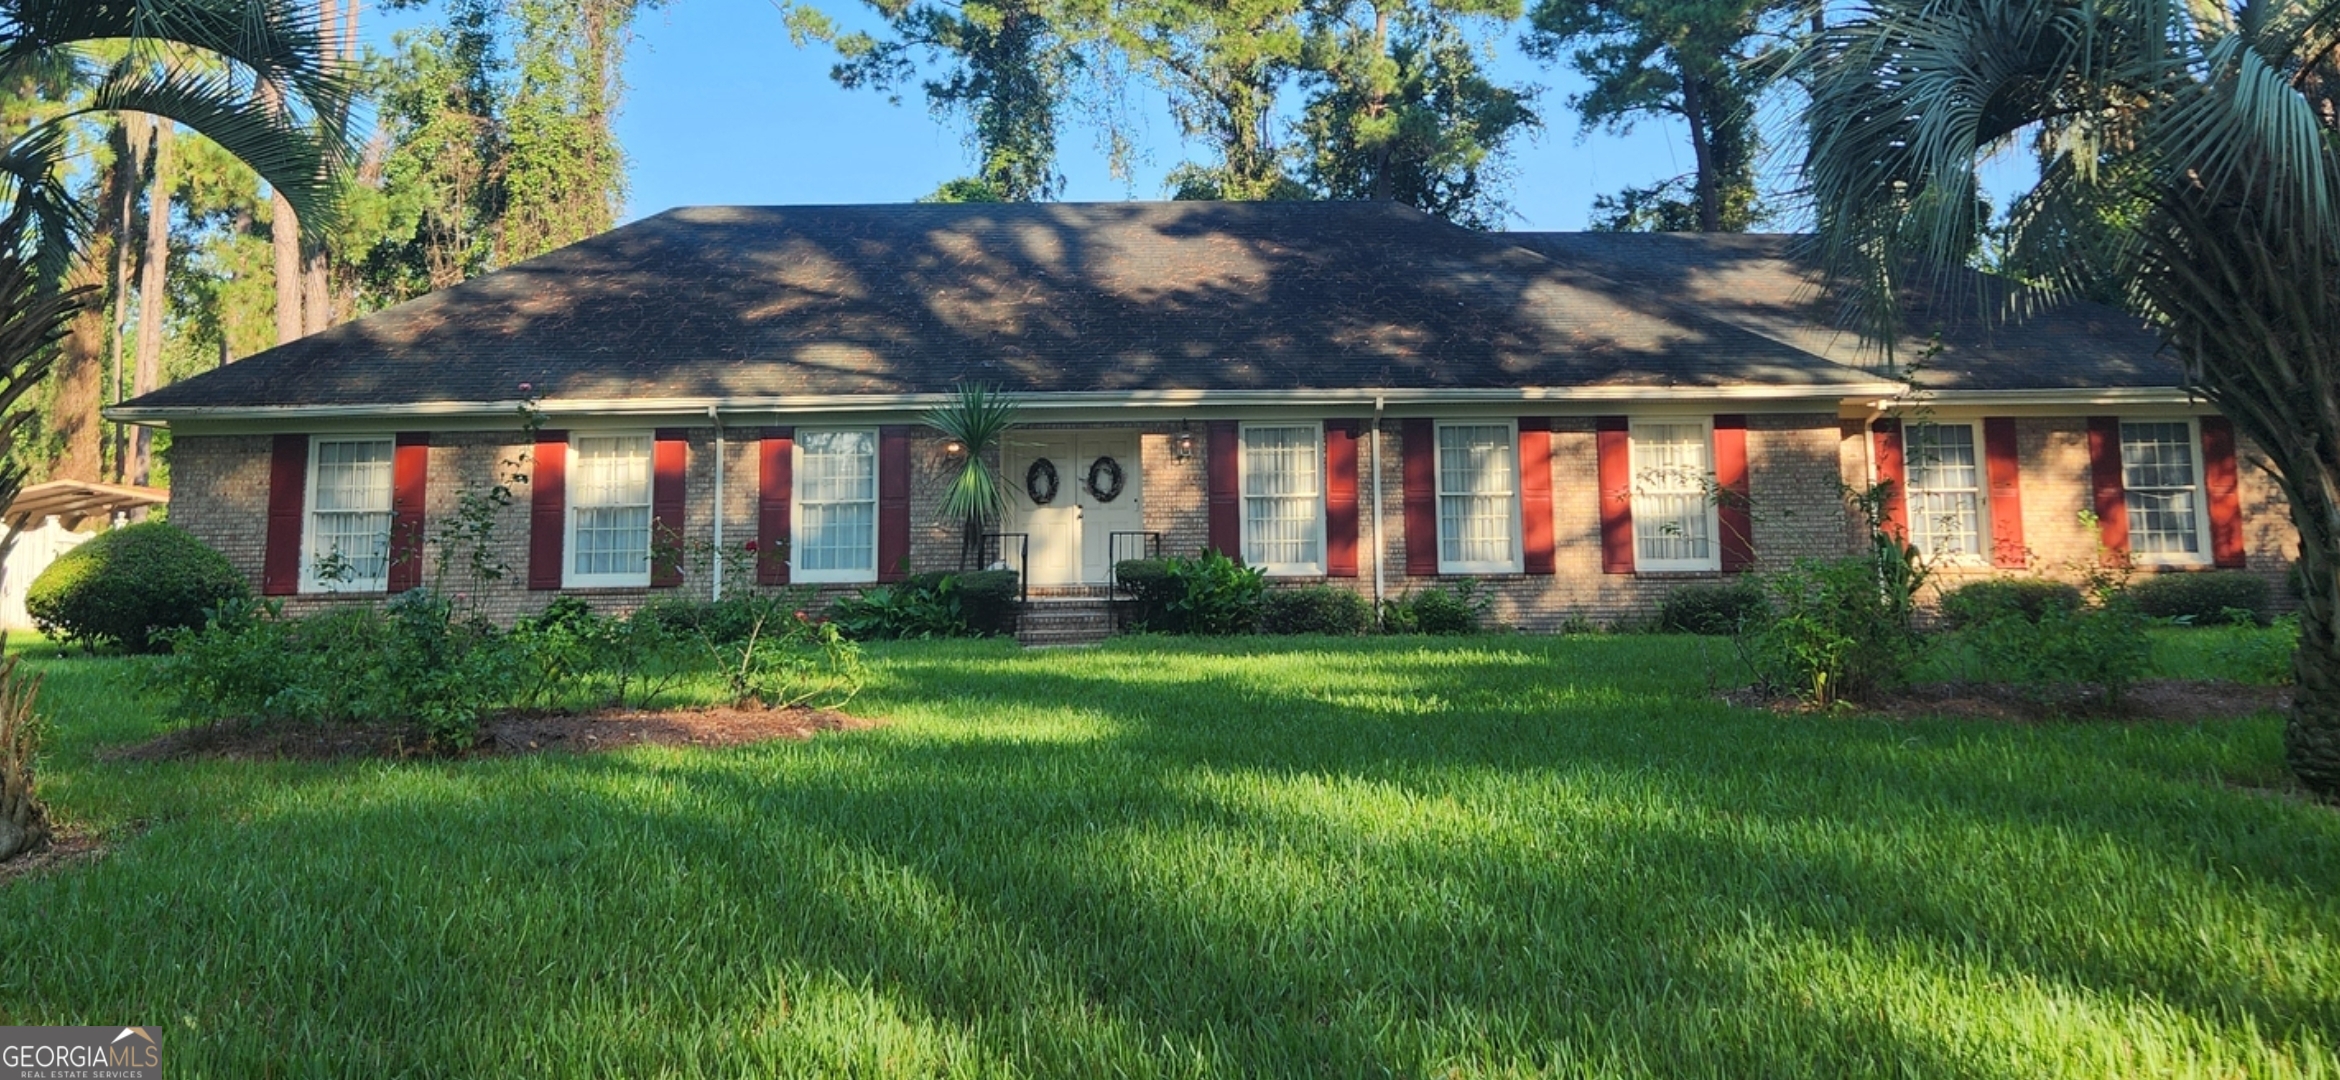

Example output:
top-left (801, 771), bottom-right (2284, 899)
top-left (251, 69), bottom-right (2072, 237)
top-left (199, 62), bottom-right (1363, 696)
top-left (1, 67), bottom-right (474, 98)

top-left (0, 517), bottom-right (91, 630)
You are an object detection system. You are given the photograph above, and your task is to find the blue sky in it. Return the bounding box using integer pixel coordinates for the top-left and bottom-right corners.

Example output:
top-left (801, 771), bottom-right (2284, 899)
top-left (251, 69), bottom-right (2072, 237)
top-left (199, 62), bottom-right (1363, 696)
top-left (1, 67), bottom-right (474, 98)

top-left (359, 0), bottom-right (2031, 231)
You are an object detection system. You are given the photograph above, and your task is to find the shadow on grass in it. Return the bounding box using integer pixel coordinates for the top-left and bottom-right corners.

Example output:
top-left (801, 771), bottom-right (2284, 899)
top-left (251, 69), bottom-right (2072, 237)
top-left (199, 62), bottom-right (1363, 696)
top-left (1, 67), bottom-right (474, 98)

top-left (3, 635), bottom-right (2333, 1075)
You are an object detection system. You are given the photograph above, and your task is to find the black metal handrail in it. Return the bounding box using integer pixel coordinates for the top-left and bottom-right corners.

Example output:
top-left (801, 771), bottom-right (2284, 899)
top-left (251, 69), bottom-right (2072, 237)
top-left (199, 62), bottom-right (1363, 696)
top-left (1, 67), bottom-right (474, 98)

top-left (978, 532), bottom-right (1031, 603)
top-left (1106, 531), bottom-right (1162, 595)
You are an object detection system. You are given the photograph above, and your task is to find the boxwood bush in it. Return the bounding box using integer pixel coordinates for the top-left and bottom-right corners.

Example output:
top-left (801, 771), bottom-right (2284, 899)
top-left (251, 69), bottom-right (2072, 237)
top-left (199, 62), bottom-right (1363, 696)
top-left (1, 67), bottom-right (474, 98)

top-left (1259, 585), bottom-right (1372, 635)
top-left (1657, 579), bottom-right (1769, 636)
top-left (2127, 570), bottom-right (2271, 625)
top-left (1937, 578), bottom-right (2084, 630)
top-left (28, 523), bottom-right (247, 652)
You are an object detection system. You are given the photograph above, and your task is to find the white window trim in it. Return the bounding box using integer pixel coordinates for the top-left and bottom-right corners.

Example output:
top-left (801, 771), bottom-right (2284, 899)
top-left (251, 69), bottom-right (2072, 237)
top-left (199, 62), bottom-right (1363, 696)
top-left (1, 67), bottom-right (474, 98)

top-left (1901, 420), bottom-right (1991, 565)
top-left (790, 427), bottom-right (881, 585)
top-left (1434, 419), bottom-right (1524, 575)
top-left (562, 432), bottom-right (655, 589)
top-left (1629, 417), bottom-right (1722, 573)
top-left (300, 434), bottom-right (395, 594)
top-left (1238, 421), bottom-right (1327, 577)
top-left (2121, 416), bottom-right (2216, 567)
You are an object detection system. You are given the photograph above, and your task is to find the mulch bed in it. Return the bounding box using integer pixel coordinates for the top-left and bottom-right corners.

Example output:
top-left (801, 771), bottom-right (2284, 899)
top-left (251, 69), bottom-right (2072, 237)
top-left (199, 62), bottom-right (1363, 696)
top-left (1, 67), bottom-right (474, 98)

top-left (1722, 678), bottom-right (2290, 723)
top-left (0, 825), bottom-right (109, 886)
top-left (102, 705), bottom-right (878, 764)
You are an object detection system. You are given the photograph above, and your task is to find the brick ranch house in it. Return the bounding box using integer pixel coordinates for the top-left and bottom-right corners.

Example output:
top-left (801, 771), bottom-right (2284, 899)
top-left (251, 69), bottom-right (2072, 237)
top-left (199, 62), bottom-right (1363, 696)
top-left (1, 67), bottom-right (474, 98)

top-left (110, 201), bottom-right (2293, 630)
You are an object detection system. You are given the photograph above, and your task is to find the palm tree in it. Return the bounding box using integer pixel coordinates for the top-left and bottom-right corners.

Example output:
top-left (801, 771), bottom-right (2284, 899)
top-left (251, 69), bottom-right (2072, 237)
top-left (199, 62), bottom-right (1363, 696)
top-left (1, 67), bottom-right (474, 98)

top-left (925, 384), bottom-right (1021, 570)
top-left (1795, 0), bottom-right (2340, 796)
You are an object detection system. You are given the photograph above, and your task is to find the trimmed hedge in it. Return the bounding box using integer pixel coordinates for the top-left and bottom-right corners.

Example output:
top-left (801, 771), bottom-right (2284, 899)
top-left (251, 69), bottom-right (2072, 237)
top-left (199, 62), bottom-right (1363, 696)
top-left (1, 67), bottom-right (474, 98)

top-left (2128, 570), bottom-right (2270, 626)
top-left (905, 570), bottom-right (1021, 637)
top-left (1658, 580), bottom-right (1770, 636)
top-left (27, 523), bottom-right (248, 652)
top-left (1259, 586), bottom-right (1372, 635)
top-left (1938, 579), bottom-right (2084, 630)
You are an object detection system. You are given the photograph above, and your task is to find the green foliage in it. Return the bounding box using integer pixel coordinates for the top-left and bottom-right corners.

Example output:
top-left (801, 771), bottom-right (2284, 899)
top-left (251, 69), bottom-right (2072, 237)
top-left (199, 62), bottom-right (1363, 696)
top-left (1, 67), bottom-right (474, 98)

top-left (1526, 0), bottom-right (1782, 232)
top-left (1657, 579), bottom-right (1768, 636)
top-left (1298, 20), bottom-right (1540, 228)
top-left (1957, 597), bottom-right (2154, 708)
top-left (1258, 585), bottom-right (1372, 635)
top-left (923, 385), bottom-right (1021, 566)
top-left (1937, 579), bottom-right (2084, 630)
top-left (706, 611), bottom-right (868, 710)
top-left (27, 523), bottom-right (247, 653)
top-left (2205, 616), bottom-right (2299, 687)
top-left (2127, 571), bottom-right (2271, 627)
top-left (1748, 558), bottom-right (1920, 707)
top-left (635, 593), bottom-right (802, 645)
top-left (1382, 578), bottom-right (1490, 635)
top-left (827, 571), bottom-right (1023, 640)
top-left (1114, 553), bottom-right (1265, 634)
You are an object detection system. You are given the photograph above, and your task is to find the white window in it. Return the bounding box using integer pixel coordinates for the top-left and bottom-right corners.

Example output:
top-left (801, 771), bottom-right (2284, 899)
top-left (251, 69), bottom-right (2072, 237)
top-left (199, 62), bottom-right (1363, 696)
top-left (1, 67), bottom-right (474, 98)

top-left (1631, 421), bottom-right (1719, 571)
top-left (1241, 423), bottom-right (1324, 574)
top-left (1904, 422), bottom-right (1984, 559)
top-left (1435, 422), bottom-right (1520, 573)
top-left (793, 429), bottom-right (878, 583)
top-left (304, 437), bottom-right (393, 592)
top-left (2122, 420), bottom-right (2208, 561)
top-left (566, 433), bottom-right (654, 587)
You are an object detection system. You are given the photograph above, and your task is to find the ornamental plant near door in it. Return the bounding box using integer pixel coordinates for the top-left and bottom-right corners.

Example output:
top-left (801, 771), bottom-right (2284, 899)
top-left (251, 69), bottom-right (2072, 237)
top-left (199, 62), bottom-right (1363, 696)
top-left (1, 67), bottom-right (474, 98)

top-left (925, 384), bottom-right (1020, 568)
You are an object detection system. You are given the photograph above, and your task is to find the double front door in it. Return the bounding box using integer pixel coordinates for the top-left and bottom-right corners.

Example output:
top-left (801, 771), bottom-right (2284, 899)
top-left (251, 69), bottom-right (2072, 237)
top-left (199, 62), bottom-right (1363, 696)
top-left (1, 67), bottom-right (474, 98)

top-left (1006, 432), bottom-right (1142, 587)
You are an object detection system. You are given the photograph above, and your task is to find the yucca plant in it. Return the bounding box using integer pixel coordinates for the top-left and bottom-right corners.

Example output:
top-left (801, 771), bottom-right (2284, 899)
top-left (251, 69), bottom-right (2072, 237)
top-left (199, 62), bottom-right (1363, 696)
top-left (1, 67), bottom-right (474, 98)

top-left (925, 384), bottom-right (1020, 569)
top-left (1796, 0), bottom-right (2340, 797)
top-left (0, 650), bottom-right (48, 862)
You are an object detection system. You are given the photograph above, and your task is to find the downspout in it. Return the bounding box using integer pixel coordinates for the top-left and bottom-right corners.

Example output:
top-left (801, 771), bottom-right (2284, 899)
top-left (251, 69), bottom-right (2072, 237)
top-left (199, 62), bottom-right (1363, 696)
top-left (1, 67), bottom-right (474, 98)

top-left (1371, 394), bottom-right (1386, 619)
top-left (708, 404), bottom-right (725, 599)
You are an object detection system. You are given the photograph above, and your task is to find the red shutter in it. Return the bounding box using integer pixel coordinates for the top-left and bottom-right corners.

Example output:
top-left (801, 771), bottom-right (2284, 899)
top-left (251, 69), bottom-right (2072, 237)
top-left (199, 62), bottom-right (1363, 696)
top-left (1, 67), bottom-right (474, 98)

top-left (1324, 421), bottom-right (1359, 577)
top-left (651, 428), bottom-right (688, 588)
top-left (1207, 420), bottom-right (1240, 557)
top-left (261, 433), bottom-right (308, 596)
top-left (1519, 418), bottom-right (1555, 575)
top-left (1871, 419), bottom-right (1909, 541)
top-left (1714, 415), bottom-right (1753, 572)
top-left (877, 425), bottom-right (911, 582)
top-left (387, 433), bottom-right (429, 593)
top-left (528, 431), bottom-right (568, 590)
top-left (1402, 418), bottom-right (1438, 576)
top-left (2202, 415), bottom-right (2247, 568)
top-left (758, 427), bottom-right (793, 585)
top-left (2087, 417), bottom-right (2129, 565)
top-left (1596, 416), bottom-right (1633, 574)
top-left (1983, 417), bottom-right (2026, 569)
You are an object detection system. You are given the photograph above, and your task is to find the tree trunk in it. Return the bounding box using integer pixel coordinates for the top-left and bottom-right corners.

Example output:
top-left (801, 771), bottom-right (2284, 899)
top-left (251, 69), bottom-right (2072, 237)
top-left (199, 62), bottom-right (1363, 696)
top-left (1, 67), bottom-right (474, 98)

top-left (301, 0), bottom-right (339, 337)
top-left (1678, 65), bottom-right (1722, 233)
top-left (262, 79), bottom-right (303, 347)
top-left (107, 120), bottom-right (147, 482)
top-left (2283, 456), bottom-right (2340, 796)
top-left (53, 264), bottom-right (108, 483)
top-left (131, 118), bottom-right (174, 487)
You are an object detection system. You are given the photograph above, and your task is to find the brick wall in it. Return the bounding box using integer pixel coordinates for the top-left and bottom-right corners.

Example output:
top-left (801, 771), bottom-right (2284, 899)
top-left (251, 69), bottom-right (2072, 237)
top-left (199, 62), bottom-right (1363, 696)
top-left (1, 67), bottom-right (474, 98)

top-left (166, 412), bottom-right (2299, 627)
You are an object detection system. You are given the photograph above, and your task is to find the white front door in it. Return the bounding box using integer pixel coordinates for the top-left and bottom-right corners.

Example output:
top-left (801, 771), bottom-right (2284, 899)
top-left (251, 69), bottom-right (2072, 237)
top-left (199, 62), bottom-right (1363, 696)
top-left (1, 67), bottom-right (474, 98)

top-left (1007, 431), bottom-right (1143, 586)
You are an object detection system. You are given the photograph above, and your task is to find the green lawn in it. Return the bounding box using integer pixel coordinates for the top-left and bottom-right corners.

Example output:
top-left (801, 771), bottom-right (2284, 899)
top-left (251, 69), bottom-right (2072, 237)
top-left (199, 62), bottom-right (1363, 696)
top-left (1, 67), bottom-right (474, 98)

top-left (2, 633), bottom-right (2336, 1077)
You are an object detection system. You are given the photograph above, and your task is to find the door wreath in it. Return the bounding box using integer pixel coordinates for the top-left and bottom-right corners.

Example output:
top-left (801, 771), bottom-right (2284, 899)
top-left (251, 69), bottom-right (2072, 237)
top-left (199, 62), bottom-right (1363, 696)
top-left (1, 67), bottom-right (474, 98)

top-left (1085, 455), bottom-right (1126, 503)
top-left (1026, 458), bottom-right (1060, 505)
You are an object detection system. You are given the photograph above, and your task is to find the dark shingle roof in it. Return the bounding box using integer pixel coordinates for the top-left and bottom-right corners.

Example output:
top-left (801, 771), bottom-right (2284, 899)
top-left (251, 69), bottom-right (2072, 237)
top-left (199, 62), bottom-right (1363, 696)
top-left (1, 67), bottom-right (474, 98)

top-left (124, 202), bottom-right (1881, 413)
top-left (1503, 232), bottom-right (2184, 391)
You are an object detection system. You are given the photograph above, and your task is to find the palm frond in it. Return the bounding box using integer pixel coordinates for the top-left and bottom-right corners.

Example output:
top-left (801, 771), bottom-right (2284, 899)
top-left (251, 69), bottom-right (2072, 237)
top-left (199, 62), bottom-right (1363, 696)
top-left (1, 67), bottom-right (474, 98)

top-left (927, 384), bottom-right (1022, 531)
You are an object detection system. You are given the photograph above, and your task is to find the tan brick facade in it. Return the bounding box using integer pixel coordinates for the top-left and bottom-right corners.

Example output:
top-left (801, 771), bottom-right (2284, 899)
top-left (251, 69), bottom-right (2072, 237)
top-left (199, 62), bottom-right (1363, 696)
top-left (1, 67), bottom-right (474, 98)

top-left (166, 411), bottom-right (2298, 629)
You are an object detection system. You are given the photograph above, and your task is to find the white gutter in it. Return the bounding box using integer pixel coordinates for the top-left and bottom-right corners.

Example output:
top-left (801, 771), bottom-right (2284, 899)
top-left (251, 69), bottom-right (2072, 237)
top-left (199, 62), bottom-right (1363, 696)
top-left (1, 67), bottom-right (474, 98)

top-left (1865, 386), bottom-right (2200, 409)
top-left (708, 404), bottom-right (724, 599)
top-left (107, 382), bottom-right (1912, 425)
top-left (1370, 395), bottom-right (1386, 620)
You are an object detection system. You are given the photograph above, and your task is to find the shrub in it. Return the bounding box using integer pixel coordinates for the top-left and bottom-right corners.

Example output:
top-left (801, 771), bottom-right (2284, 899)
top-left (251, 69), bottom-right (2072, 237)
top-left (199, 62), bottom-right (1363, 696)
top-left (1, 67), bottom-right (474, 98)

top-left (28, 523), bottom-right (247, 652)
top-left (2209, 615), bottom-right (2299, 686)
top-left (1259, 586), bottom-right (1372, 635)
top-left (1749, 558), bottom-right (1920, 706)
top-left (1113, 553), bottom-right (1264, 634)
top-left (2128, 570), bottom-right (2271, 626)
top-left (1959, 597), bottom-right (2153, 707)
top-left (1384, 579), bottom-right (1491, 635)
top-left (1658, 580), bottom-right (1769, 636)
top-left (635, 593), bottom-right (800, 645)
top-left (828, 571), bottom-right (1019, 640)
top-left (1937, 579), bottom-right (2084, 630)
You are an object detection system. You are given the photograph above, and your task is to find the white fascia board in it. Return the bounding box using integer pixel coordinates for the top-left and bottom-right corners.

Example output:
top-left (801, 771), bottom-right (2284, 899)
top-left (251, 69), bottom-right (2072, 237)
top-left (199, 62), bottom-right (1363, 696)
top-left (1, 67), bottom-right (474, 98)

top-left (109, 381), bottom-right (1913, 430)
top-left (1860, 386), bottom-right (2204, 413)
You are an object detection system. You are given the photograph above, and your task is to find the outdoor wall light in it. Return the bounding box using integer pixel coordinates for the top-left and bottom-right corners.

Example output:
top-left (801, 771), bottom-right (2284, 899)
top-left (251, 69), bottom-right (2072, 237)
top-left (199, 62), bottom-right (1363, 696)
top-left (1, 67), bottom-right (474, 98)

top-left (942, 438), bottom-right (968, 460)
top-left (1171, 425), bottom-right (1196, 461)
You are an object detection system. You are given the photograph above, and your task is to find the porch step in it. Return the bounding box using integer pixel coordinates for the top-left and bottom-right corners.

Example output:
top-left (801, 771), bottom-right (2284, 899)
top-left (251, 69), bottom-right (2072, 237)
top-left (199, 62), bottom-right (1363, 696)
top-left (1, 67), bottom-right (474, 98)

top-left (1016, 599), bottom-right (1118, 646)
